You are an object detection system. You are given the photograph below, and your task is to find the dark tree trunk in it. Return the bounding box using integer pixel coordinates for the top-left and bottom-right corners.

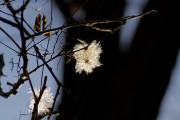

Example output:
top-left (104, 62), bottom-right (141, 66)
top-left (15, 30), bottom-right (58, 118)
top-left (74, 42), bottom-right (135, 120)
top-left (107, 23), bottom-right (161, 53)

top-left (55, 0), bottom-right (180, 120)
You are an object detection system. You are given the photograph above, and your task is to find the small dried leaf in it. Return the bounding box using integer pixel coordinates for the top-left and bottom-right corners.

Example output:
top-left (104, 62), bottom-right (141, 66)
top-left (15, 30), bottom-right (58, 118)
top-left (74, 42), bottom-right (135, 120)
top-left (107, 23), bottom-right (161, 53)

top-left (34, 14), bottom-right (41, 32)
top-left (43, 31), bottom-right (52, 37)
top-left (42, 14), bottom-right (47, 31)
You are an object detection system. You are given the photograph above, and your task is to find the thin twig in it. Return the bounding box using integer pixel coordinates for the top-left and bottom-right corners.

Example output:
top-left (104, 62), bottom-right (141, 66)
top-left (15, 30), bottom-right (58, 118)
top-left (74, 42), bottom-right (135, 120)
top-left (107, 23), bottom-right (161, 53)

top-left (0, 27), bottom-right (21, 50)
top-left (0, 41), bottom-right (19, 53)
top-left (47, 85), bottom-right (60, 120)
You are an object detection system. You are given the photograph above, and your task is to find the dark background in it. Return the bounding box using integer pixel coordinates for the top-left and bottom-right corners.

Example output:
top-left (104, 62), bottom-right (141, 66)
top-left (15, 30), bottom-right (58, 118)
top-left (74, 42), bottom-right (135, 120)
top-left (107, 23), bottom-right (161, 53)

top-left (54, 0), bottom-right (179, 120)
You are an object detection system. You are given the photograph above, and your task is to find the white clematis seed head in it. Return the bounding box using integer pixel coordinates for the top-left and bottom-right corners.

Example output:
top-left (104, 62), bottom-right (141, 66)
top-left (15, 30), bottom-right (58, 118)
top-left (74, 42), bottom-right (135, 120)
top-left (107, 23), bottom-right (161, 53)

top-left (73, 39), bottom-right (103, 74)
top-left (28, 87), bottom-right (54, 116)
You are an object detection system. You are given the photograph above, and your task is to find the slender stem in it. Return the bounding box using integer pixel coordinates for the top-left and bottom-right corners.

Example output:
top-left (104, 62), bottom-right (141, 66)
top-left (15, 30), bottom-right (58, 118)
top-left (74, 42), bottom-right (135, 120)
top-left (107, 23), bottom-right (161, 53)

top-left (0, 27), bottom-right (21, 50)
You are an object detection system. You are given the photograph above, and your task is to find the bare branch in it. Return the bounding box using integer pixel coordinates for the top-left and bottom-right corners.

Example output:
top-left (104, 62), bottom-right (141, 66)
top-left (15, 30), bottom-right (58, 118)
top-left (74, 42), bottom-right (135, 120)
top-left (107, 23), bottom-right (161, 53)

top-left (0, 75), bottom-right (28, 98)
top-left (25, 10), bottom-right (157, 40)
top-left (34, 45), bottom-right (68, 92)
top-left (0, 16), bottom-right (20, 28)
